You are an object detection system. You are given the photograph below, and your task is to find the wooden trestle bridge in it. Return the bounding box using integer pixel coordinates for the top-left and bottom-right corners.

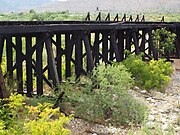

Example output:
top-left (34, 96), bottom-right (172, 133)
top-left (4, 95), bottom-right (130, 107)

top-left (0, 13), bottom-right (180, 97)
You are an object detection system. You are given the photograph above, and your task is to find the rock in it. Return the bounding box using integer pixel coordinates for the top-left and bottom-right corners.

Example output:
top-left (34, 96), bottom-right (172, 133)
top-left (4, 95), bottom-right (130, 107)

top-left (148, 115), bottom-right (155, 121)
top-left (162, 123), bottom-right (169, 131)
top-left (140, 90), bottom-right (147, 94)
top-left (146, 97), bottom-right (152, 101)
top-left (146, 121), bottom-right (155, 128)
top-left (161, 117), bottom-right (167, 123)
top-left (133, 86), bottom-right (140, 91)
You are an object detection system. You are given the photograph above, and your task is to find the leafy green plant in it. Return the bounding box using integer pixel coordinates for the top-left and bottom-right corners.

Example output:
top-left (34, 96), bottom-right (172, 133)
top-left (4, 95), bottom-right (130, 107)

top-left (0, 93), bottom-right (72, 135)
top-left (63, 63), bottom-right (146, 126)
top-left (153, 28), bottom-right (176, 58)
top-left (123, 54), bottom-right (173, 90)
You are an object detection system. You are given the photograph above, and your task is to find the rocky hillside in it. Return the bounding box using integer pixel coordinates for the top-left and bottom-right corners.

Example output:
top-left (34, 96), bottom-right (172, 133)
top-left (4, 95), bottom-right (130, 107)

top-left (0, 0), bottom-right (180, 13)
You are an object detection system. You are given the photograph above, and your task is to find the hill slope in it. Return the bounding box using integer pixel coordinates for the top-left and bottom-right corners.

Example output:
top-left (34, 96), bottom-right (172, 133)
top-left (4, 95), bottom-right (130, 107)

top-left (0, 0), bottom-right (179, 13)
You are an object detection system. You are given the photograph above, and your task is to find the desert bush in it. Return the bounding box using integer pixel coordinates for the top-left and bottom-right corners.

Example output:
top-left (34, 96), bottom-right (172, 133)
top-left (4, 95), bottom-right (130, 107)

top-left (123, 54), bottom-right (173, 90)
top-left (0, 93), bottom-right (72, 135)
top-left (63, 63), bottom-right (146, 126)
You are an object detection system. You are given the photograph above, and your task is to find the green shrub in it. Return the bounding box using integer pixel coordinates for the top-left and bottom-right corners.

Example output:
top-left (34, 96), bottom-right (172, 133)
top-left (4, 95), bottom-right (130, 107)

top-left (123, 54), bottom-right (173, 90)
top-left (0, 93), bottom-right (72, 135)
top-left (63, 63), bottom-right (146, 126)
top-left (153, 28), bottom-right (176, 57)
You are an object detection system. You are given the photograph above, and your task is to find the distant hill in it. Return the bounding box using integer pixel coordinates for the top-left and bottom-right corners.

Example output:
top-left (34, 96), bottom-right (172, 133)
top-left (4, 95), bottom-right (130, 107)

top-left (0, 0), bottom-right (49, 12)
top-left (0, 0), bottom-right (179, 13)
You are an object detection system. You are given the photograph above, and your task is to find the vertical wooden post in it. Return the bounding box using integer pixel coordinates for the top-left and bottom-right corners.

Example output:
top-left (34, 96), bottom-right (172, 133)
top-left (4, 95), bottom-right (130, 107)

top-left (75, 32), bottom-right (83, 78)
top-left (26, 35), bottom-right (33, 96)
top-left (102, 32), bottom-right (108, 63)
top-left (117, 30), bottom-right (124, 61)
top-left (132, 30), bottom-right (139, 55)
top-left (6, 36), bottom-right (13, 83)
top-left (0, 36), bottom-right (5, 63)
top-left (148, 30), bottom-right (158, 60)
top-left (16, 35), bottom-right (23, 93)
top-left (83, 33), bottom-right (94, 72)
top-left (109, 34), bottom-right (114, 61)
top-left (45, 33), bottom-right (60, 87)
top-left (176, 26), bottom-right (180, 58)
top-left (111, 31), bottom-right (121, 62)
top-left (65, 33), bottom-right (74, 78)
top-left (93, 32), bottom-right (100, 64)
top-left (0, 65), bottom-right (9, 98)
top-left (140, 30), bottom-right (146, 60)
top-left (56, 34), bottom-right (62, 82)
top-left (125, 30), bottom-right (131, 53)
top-left (36, 34), bottom-right (44, 95)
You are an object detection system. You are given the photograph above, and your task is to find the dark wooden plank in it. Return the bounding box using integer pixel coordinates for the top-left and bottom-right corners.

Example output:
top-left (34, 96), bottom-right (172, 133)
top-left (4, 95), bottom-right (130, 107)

top-left (0, 36), bottom-right (5, 63)
top-left (15, 35), bottom-right (23, 93)
top-left (140, 30), bottom-right (146, 60)
top-left (56, 34), bottom-right (62, 82)
top-left (109, 34), bottom-right (114, 61)
top-left (148, 30), bottom-right (158, 60)
top-left (93, 32), bottom-right (100, 64)
top-left (102, 32), bottom-right (109, 63)
top-left (36, 35), bottom-right (44, 95)
top-left (75, 32), bottom-right (83, 78)
top-left (45, 33), bottom-right (60, 86)
top-left (26, 35), bottom-right (33, 96)
top-left (65, 33), bottom-right (71, 78)
top-left (117, 30), bottom-right (124, 61)
top-left (176, 26), bottom-right (180, 58)
top-left (0, 65), bottom-right (9, 98)
top-left (132, 31), bottom-right (139, 55)
top-left (83, 34), bottom-right (94, 72)
top-left (125, 30), bottom-right (131, 53)
top-left (111, 32), bottom-right (121, 62)
top-left (6, 36), bottom-right (13, 82)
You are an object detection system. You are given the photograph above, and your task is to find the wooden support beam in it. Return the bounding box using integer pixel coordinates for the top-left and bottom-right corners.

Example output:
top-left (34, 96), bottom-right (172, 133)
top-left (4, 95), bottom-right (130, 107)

top-left (0, 65), bottom-right (9, 98)
top-left (140, 30), bottom-right (146, 60)
top-left (93, 32), bottom-right (100, 64)
top-left (0, 36), bottom-right (4, 63)
top-left (56, 34), bottom-right (62, 82)
top-left (6, 36), bottom-right (13, 83)
top-left (176, 26), bottom-right (180, 58)
top-left (117, 30), bottom-right (124, 61)
top-left (125, 30), bottom-right (131, 52)
top-left (26, 35), bottom-right (33, 96)
top-left (36, 34), bottom-right (44, 95)
top-left (132, 30), bottom-right (139, 55)
top-left (15, 35), bottom-right (23, 93)
top-left (65, 33), bottom-right (75, 78)
top-left (102, 32), bottom-right (109, 63)
top-left (45, 33), bottom-right (60, 87)
top-left (75, 32), bottom-right (83, 78)
top-left (110, 32), bottom-right (121, 62)
top-left (109, 34), bottom-right (114, 61)
top-left (83, 33), bottom-right (94, 72)
top-left (148, 30), bottom-right (158, 60)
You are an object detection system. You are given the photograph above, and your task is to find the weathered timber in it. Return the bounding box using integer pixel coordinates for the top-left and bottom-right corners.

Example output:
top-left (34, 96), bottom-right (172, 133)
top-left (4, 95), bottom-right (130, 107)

top-left (0, 65), bottom-right (9, 98)
top-left (36, 34), bottom-right (44, 95)
top-left (16, 35), bottom-right (23, 93)
top-left (0, 20), bottom-right (179, 96)
top-left (26, 35), bottom-right (33, 96)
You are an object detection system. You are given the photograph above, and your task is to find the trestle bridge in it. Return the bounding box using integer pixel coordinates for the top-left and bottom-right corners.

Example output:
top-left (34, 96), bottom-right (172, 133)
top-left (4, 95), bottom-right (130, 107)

top-left (0, 13), bottom-right (180, 97)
